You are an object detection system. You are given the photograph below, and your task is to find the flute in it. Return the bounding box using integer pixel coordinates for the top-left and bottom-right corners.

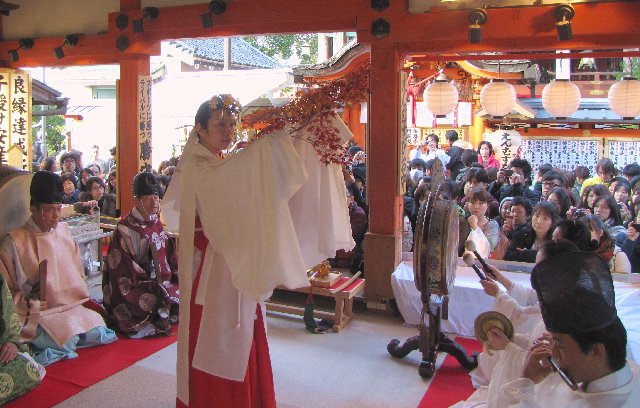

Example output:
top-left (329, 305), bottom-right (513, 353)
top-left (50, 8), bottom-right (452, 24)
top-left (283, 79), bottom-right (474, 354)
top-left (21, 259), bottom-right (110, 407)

top-left (548, 356), bottom-right (579, 391)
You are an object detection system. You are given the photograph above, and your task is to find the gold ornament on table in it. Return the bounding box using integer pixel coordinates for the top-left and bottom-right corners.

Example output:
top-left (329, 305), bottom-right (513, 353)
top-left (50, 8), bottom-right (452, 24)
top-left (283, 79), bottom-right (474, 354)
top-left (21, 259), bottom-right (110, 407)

top-left (308, 260), bottom-right (332, 278)
top-left (307, 261), bottom-right (342, 288)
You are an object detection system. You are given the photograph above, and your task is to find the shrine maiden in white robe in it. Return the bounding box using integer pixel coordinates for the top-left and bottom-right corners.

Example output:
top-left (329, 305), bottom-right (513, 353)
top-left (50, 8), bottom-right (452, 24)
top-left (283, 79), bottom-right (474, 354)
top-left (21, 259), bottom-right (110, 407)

top-left (162, 118), bottom-right (354, 406)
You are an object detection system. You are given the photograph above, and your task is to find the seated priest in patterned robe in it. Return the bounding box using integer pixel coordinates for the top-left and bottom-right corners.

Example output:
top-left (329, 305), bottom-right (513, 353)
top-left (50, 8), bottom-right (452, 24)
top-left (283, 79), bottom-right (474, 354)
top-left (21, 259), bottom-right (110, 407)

top-left (0, 171), bottom-right (117, 366)
top-left (102, 172), bottom-right (179, 338)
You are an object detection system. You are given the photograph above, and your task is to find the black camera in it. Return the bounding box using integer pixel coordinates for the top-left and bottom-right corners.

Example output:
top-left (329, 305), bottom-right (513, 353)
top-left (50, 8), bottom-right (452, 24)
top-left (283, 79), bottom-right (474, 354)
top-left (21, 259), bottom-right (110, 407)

top-left (575, 209), bottom-right (589, 217)
top-left (502, 168), bottom-right (513, 177)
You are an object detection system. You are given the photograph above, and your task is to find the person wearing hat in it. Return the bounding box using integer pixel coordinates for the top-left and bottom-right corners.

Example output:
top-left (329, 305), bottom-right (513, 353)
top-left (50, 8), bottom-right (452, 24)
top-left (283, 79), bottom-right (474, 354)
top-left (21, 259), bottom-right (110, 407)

top-left (102, 172), bottom-right (179, 338)
top-left (493, 252), bottom-right (640, 407)
top-left (0, 171), bottom-right (117, 366)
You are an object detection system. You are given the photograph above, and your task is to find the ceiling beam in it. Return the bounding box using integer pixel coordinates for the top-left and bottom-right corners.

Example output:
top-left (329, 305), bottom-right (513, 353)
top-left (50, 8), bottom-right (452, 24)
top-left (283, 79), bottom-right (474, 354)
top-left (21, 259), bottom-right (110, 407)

top-left (0, 1), bottom-right (639, 67)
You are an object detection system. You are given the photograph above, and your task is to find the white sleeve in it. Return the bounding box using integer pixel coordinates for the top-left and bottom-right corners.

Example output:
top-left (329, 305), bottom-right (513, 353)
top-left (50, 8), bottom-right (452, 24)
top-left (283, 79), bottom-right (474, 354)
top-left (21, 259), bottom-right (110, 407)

top-left (196, 131), bottom-right (310, 300)
top-left (497, 378), bottom-right (539, 408)
top-left (614, 249), bottom-right (632, 274)
top-left (507, 281), bottom-right (538, 307)
top-left (468, 227), bottom-right (491, 259)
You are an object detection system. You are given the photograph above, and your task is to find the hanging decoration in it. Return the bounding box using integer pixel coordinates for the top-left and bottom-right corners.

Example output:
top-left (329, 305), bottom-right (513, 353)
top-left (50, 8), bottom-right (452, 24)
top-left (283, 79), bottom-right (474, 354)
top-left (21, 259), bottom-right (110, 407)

top-left (608, 77), bottom-right (640, 120)
top-left (242, 65), bottom-right (370, 164)
top-left (541, 79), bottom-right (581, 118)
top-left (406, 71), bottom-right (426, 127)
top-left (486, 125), bottom-right (522, 168)
top-left (479, 79), bottom-right (517, 118)
top-left (423, 74), bottom-right (459, 118)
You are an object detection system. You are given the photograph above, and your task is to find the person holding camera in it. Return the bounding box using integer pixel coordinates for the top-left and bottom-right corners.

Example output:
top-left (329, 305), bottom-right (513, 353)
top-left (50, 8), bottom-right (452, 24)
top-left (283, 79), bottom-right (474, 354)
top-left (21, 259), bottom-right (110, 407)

top-left (488, 158), bottom-right (540, 208)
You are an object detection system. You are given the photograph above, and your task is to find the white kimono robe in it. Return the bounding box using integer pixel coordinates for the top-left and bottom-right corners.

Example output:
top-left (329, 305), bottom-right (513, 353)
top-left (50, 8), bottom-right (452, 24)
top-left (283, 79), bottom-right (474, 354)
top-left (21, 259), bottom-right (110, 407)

top-left (0, 218), bottom-right (107, 346)
top-left (470, 291), bottom-right (542, 388)
top-left (497, 363), bottom-right (640, 407)
top-left (162, 119), bottom-right (353, 405)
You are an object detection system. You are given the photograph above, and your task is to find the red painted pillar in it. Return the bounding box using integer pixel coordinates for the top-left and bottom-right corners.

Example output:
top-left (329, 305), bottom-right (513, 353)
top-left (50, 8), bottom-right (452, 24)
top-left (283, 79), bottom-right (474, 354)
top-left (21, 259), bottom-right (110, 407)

top-left (364, 42), bottom-right (403, 301)
top-left (118, 55), bottom-right (149, 215)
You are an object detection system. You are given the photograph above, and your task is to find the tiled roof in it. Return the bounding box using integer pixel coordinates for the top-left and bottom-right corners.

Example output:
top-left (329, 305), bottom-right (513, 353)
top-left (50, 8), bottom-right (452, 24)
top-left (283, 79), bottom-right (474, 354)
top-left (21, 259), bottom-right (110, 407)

top-left (170, 38), bottom-right (283, 69)
top-left (521, 98), bottom-right (635, 121)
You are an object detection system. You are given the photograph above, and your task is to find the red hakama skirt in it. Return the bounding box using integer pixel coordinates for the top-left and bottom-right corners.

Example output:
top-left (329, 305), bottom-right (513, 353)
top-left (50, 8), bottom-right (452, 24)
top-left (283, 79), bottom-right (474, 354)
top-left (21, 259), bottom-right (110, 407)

top-left (176, 229), bottom-right (276, 408)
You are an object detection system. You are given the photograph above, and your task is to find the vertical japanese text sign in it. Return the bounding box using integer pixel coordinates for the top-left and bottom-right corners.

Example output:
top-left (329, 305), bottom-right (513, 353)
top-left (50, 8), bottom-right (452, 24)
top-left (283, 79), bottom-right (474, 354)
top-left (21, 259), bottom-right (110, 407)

top-left (0, 72), bottom-right (8, 166)
top-left (0, 69), bottom-right (31, 169)
top-left (138, 76), bottom-right (152, 172)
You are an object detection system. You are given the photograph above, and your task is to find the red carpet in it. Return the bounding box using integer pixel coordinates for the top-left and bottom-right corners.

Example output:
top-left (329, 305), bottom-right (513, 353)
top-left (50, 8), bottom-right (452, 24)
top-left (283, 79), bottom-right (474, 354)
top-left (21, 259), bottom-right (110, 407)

top-left (5, 326), bottom-right (178, 408)
top-left (418, 337), bottom-right (482, 408)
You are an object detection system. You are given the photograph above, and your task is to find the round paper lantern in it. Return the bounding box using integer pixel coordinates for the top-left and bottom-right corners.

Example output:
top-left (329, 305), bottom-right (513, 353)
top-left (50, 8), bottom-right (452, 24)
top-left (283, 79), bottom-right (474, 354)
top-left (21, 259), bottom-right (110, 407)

top-left (608, 77), bottom-right (640, 119)
top-left (424, 77), bottom-right (459, 117)
top-left (479, 79), bottom-right (517, 118)
top-left (542, 79), bottom-right (581, 118)
top-left (486, 126), bottom-right (522, 168)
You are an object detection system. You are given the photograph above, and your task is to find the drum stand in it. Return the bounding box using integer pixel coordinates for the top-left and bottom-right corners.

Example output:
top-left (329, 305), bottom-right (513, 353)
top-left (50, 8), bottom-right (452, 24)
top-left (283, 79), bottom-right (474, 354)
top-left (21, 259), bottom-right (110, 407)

top-left (389, 177), bottom-right (477, 378)
top-left (387, 294), bottom-right (478, 378)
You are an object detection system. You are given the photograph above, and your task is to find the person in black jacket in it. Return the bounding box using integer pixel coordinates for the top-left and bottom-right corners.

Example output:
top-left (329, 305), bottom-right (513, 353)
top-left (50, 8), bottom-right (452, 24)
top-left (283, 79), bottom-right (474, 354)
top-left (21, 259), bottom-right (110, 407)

top-left (445, 129), bottom-right (465, 180)
top-left (504, 201), bottom-right (557, 263)
top-left (488, 157), bottom-right (540, 208)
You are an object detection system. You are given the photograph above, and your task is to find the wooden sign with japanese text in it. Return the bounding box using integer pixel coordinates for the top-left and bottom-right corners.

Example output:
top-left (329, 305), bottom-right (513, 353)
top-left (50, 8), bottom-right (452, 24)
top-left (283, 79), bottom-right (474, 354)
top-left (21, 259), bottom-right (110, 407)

top-left (138, 76), bottom-right (152, 173)
top-left (0, 69), bottom-right (31, 169)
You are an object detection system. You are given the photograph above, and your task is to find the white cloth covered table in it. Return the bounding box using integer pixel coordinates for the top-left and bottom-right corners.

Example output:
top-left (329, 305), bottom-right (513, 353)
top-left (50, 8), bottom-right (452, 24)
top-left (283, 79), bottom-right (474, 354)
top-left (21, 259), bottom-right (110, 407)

top-left (391, 260), bottom-right (640, 365)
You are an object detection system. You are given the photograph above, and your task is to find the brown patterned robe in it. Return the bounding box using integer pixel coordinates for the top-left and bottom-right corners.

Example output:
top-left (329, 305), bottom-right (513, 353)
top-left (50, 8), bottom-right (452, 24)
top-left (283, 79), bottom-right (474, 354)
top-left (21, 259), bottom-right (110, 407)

top-left (102, 209), bottom-right (178, 337)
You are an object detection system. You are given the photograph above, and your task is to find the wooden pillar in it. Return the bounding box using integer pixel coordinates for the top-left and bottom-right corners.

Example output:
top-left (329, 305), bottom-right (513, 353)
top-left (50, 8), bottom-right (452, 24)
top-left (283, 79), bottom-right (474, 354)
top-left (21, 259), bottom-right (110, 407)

top-left (341, 104), bottom-right (366, 148)
top-left (364, 43), bottom-right (402, 302)
top-left (118, 55), bottom-right (150, 214)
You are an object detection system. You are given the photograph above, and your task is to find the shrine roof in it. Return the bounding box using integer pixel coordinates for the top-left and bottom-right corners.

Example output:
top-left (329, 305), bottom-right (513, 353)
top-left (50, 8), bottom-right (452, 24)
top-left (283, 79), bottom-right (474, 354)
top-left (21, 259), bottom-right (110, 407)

top-left (293, 39), bottom-right (370, 79)
top-left (170, 38), bottom-right (283, 69)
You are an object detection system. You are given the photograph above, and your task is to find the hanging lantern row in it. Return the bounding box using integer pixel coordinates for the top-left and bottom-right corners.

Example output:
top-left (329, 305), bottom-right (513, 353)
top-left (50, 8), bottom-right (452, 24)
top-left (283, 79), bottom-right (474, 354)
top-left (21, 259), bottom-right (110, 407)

top-left (608, 77), bottom-right (640, 120)
top-left (423, 74), bottom-right (459, 118)
top-left (423, 76), bottom-right (640, 120)
top-left (541, 79), bottom-right (581, 119)
top-left (479, 79), bottom-right (517, 118)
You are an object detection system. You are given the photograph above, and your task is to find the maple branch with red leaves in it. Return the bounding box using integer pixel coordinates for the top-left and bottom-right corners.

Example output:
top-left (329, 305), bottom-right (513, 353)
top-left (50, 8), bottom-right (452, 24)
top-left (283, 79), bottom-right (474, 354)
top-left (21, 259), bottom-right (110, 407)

top-left (242, 65), bottom-right (371, 164)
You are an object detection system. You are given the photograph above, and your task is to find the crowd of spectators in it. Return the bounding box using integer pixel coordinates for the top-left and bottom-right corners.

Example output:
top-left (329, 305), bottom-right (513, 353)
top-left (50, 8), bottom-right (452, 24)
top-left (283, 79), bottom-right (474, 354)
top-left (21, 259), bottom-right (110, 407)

top-left (402, 130), bottom-right (640, 274)
top-left (30, 144), bottom-right (180, 219)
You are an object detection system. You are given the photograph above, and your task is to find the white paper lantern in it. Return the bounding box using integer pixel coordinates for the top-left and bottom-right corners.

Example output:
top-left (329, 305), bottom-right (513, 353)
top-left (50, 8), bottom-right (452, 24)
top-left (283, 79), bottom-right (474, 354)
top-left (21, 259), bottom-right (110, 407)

top-left (487, 126), bottom-right (522, 168)
top-left (479, 79), bottom-right (517, 117)
top-left (608, 77), bottom-right (640, 119)
top-left (424, 77), bottom-right (459, 117)
top-left (541, 79), bottom-right (581, 118)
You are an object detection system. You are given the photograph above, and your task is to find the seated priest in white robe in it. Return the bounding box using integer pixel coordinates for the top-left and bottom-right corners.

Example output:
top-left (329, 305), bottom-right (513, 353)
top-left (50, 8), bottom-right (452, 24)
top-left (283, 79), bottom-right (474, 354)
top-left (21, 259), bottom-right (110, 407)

top-left (493, 253), bottom-right (638, 407)
top-left (0, 171), bottom-right (117, 366)
top-left (469, 240), bottom-right (579, 388)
